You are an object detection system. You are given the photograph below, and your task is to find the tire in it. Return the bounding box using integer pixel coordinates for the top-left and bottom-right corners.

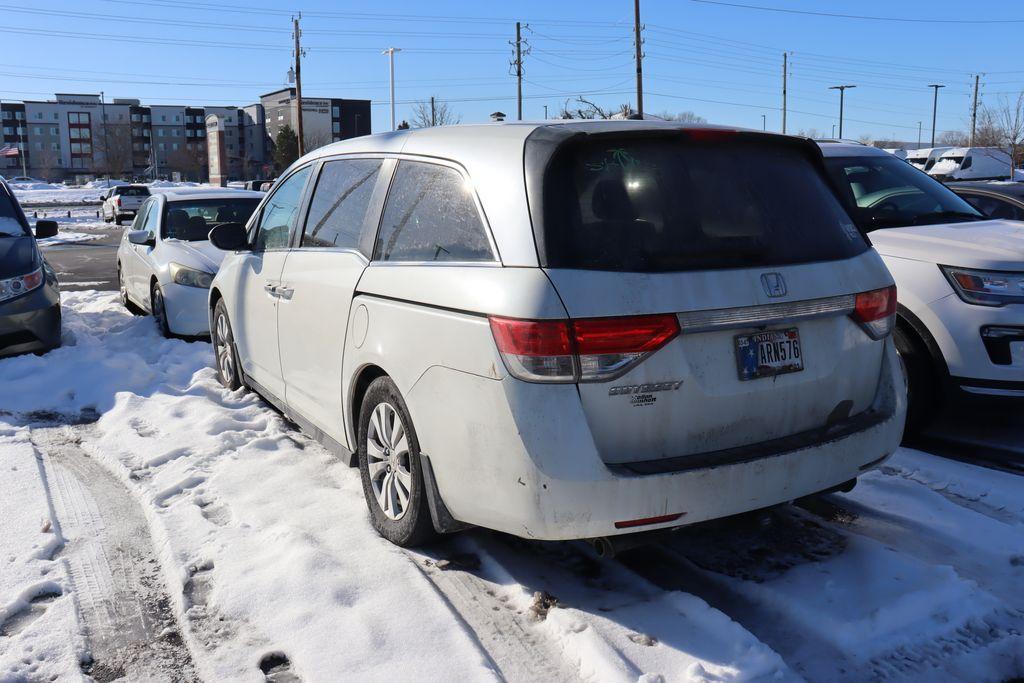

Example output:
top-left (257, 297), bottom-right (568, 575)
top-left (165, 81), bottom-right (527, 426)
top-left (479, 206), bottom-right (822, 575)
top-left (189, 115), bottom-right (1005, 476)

top-left (151, 281), bottom-right (172, 338)
top-left (117, 263), bottom-right (141, 314)
top-left (894, 324), bottom-right (938, 436)
top-left (114, 215), bottom-right (122, 226)
top-left (357, 377), bottom-right (435, 547)
top-left (212, 300), bottom-right (242, 390)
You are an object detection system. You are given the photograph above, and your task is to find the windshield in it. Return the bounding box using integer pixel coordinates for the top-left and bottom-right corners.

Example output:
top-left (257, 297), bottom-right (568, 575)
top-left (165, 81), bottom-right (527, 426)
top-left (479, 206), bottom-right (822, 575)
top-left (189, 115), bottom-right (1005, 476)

top-left (0, 190), bottom-right (27, 236)
top-left (823, 155), bottom-right (983, 230)
top-left (541, 135), bottom-right (867, 272)
top-left (162, 198), bottom-right (260, 241)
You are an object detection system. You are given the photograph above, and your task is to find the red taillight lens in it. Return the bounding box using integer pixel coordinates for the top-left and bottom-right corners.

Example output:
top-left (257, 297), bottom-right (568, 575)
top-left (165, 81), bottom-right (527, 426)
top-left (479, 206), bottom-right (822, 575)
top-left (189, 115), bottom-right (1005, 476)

top-left (684, 128), bottom-right (737, 142)
top-left (489, 318), bottom-right (575, 382)
top-left (851, 285), bottom-right (896, 340)
top-left (573, 314), bottom-right (680, 380)
top-left (489, 314), bottom-right (680, 383)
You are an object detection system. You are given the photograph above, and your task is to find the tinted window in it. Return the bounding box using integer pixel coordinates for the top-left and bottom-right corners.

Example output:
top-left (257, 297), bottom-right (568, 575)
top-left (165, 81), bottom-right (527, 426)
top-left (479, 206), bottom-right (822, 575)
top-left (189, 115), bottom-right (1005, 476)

top-left (302, 159), bottom-right (382, 253)
top-left (960, 193), bottom-right (1024, 221)
top-left (824, 155), bottom-right (982, 230)
top-left (162, 198), bottom-right (261, 241)
top-left (254, 166), bottom-right (311, 251)
top-left (114, 186), bottom-right (150, 197)
top-left (376, 161), bottom-right (493, 262)
top-left (0, 189), bottom-right (27, 236)
top-left (131, 199), bottom-right (154, 232)
top-left (542, 136), bottom-right (866, 272)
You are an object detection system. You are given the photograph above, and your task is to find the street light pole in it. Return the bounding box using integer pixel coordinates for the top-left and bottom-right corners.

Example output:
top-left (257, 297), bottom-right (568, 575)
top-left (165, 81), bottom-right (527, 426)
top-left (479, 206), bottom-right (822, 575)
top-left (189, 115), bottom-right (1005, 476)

top-left (928, 84), bottom-right (945, 147)
top-left (761, 114), bottom-right (766, 131)
top-left (100, 90), bottom-right (110, 180)
top-left (828, 85), bottom-right (856, 139)
top-left (917, 121), bottom-right (922, 148)
top-left (383, 47), bottom-right (401, 131)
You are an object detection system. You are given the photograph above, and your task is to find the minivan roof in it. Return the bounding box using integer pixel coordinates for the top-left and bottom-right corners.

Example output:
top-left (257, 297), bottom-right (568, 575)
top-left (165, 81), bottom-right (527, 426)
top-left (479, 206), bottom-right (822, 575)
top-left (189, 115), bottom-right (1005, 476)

top-left (815, 142), bottom-right (891, 158)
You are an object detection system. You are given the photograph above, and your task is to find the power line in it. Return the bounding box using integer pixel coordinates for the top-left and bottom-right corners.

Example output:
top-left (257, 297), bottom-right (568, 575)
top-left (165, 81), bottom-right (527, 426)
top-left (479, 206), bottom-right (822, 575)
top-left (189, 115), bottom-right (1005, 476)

top-left (690, 0), bottom-right (1024, 24)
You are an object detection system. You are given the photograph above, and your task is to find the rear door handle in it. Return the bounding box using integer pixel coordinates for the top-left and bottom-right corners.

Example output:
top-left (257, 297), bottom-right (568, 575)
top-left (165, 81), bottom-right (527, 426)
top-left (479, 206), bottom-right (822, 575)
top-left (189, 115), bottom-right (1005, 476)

top-left (264, 282), bottom-right (278, 297)
top-left (276, 285), bottom-right (294, 300)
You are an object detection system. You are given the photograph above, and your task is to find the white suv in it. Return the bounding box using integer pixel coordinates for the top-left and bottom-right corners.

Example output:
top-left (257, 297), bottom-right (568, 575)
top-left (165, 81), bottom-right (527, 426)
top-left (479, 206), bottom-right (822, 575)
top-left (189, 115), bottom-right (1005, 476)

top-left (207, 122), bottom-right (905, 548)
top-left (819, 142), bottom-right (1024, 431)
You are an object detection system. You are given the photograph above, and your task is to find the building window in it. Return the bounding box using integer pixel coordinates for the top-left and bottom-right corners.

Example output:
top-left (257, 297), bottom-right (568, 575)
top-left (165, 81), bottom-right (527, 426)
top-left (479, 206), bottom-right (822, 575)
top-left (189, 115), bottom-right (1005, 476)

top-left (72, 158), bottom-right (83, 169)
top-left (2, 127), bottom-right (11, 135)
top-left (33, 126), bottom-right (42, 135)
top-left (132, 113), bottom-right (141, 122)
top-left (186, 130), bottom-right (194, 137)
top-left (143, 115), bottom-right (151, 123)
top-left (332, 106), bottom-right (340, 117)
top-left (69, 113), bottom-right (79, 124)
top-left (82, 143), bottom-right (91, 154)
top-left (133, 142), bottom-right (141, 152)
top-left (175, 115), bottom-right (180, 122)
top-left (50, 127), bottom-right (58, 136)
top-left (160, 115), bottom-right (166, 122)
top-left (157, 129), bottom-right (165, 137)
top-left (144, 143), bottom-right (150, 151)
top-left (144, 129), bottom-right (150, 137)
top-left (53, 112), bottom-right (58, 120)
top-left (51, 142), bottom-right (59, 151)
top-left (277, 114), bottom-right (284, 121)
top-left (158, 143), bottom-right (165, 151)
top-left (14, 111), bottom-right (23, 120)
top-left (332, 122), bottom-right (340, 133)
top-left (0, 111), bottom-right (10, 120)
top-left (71, 142), bottom-right (82, 153)
top-left (197, 129), bottom-right (205, 138)
top-left (35, 112), bottom-right (43, 120)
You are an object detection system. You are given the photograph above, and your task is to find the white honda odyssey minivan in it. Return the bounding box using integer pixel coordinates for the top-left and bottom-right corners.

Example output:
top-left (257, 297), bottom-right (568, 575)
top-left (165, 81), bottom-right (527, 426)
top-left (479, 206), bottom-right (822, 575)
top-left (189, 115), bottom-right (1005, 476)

top-left (207, 121), bottom-right (906, 548)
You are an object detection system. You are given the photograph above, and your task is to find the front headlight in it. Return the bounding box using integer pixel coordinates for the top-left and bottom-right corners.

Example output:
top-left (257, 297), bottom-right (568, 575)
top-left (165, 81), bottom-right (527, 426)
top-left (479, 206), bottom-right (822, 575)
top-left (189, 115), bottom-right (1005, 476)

top-left (940, 266), bottom-right (1024, 306)
top-left (0, 267), bottom-right (44, 303)
top-left (169, 262), bottom-right (214, 289)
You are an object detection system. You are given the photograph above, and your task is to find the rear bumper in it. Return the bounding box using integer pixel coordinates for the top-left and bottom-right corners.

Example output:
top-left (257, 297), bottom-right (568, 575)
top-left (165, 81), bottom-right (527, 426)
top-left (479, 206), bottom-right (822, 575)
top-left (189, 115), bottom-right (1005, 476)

top-left (0, 284), bottom-right (61, 357)
top-left (410, 338), bottom-right (906, 541)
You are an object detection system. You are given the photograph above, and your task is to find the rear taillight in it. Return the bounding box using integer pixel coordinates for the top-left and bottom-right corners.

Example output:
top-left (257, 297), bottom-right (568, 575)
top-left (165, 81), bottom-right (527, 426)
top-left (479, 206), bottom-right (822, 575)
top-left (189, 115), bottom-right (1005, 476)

top-left (114, 196), bottom-right (121, 207)
top-left (489, 314), bottom-right (680, 383)
top-left (851, 285), bottom-right (896, 340)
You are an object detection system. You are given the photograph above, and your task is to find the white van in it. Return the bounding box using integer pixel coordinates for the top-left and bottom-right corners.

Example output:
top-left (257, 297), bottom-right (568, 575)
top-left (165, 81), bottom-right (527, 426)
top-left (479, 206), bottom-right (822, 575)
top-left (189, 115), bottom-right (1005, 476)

top-left (905, 147), bottom-right (951, 172)
top-left (929, 147), bottom-right (1013, 181)
top-left (205, 121), bottom-right (906, 548)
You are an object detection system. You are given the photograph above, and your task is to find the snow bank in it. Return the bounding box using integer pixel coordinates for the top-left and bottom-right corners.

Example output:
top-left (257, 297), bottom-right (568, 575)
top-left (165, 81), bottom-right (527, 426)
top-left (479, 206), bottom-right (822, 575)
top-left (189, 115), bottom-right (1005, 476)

top-left (0, 292), bottom-right (498, 681)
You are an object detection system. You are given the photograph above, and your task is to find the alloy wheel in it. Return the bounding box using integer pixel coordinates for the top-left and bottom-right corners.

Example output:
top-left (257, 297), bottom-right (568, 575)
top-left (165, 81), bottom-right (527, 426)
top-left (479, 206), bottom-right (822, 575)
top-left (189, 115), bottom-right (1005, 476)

top-left (214, 313), bottom-right (236, 384)
top-left (118, 266), bottom-right (129, 307)
top-left (366, 402), bottom-right (413, 520)
top-left (152, 286), bottom-right (168, 336)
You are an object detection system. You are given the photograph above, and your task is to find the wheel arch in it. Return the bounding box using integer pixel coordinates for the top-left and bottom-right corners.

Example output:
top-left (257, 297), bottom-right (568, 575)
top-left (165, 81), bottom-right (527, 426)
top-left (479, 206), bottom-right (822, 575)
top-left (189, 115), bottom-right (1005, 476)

top-left (896, 303), bottom-right (950, 381)
top-left (349, 363), bottom-right (388, 446)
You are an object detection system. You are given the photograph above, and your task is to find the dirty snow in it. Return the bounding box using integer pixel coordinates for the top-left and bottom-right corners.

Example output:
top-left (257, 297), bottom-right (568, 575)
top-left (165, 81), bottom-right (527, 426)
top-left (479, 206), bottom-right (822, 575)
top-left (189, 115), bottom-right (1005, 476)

top-left (1, 291), bottom-right (1023, 681)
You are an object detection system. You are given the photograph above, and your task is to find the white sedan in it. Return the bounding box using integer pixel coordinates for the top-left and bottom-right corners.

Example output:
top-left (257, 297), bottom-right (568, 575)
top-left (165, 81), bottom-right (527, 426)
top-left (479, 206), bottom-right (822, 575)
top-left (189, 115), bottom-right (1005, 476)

top-left (116, 188), bottom-right (263, 337)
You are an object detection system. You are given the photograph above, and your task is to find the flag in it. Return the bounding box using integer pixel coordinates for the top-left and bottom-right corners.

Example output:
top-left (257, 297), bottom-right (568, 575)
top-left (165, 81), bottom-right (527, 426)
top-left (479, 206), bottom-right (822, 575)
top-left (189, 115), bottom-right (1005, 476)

top-left (0, 144), bottom-right (19, 158)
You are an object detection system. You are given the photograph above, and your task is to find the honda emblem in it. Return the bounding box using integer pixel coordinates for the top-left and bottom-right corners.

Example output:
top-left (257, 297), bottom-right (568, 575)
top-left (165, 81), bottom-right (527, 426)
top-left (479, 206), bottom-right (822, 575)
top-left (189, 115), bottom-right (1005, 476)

top-left (761, 272), bottom-right (787, 298)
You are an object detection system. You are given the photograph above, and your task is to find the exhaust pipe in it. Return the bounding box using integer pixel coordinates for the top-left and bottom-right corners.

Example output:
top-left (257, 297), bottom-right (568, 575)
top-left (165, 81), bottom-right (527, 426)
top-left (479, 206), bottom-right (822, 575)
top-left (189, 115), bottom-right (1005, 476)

top-left (589, 529), bottom-right (673, 559)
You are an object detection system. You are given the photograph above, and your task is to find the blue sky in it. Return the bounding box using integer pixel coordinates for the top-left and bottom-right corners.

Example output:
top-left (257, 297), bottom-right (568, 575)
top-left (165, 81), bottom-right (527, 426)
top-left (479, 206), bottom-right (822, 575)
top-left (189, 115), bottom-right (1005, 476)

top-left (1, 0), bottom-right (1021, 141)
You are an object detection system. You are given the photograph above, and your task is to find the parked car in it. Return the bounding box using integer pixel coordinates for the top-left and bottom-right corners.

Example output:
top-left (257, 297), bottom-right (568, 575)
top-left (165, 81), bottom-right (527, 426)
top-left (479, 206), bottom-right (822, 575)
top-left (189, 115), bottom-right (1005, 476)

top-left (928, 147), bottom-right (1014, 181)
top-left (116, 188), bottom-right (262, 337)
top-left (8, 176), bottom-right (40, 184)
top-left (0, 178), bottom-right (61, 358)
top-left (948, 181), bottom-right (1024, 222)
top-left (102, 185), bottom-right (151, 225)
top-left (243, 179), bottom-right (274, 192)
top-left (819, 142), bottom-right (1024, 431)
top-left (206, 122), bottom-right (905, 549)
top-left (904, 147), bottom-right (952, 173)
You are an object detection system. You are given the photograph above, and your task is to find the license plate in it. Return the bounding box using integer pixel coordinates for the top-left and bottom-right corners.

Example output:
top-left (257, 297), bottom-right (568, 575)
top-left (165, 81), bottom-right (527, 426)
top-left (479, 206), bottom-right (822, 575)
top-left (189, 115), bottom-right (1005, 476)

top-left (735, 328), bottom-right (803, 381)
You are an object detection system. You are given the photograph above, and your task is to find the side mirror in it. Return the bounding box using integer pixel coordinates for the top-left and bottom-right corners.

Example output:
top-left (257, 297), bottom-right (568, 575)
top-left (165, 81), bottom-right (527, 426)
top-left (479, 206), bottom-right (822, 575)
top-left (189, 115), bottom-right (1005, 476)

top-left (209, 222), bottom-right (249, 251)
top-left (128, 230), bottom-right (154, 246)
top-left (35, 220), bottom-right (58, 239)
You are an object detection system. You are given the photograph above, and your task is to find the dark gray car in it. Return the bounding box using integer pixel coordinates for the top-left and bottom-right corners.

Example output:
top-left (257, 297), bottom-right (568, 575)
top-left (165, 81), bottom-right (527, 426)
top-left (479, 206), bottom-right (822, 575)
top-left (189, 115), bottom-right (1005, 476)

top-left (948, 181), bottom-right (1024, 221)
top-left (0, 178), bottom-right (61, 357)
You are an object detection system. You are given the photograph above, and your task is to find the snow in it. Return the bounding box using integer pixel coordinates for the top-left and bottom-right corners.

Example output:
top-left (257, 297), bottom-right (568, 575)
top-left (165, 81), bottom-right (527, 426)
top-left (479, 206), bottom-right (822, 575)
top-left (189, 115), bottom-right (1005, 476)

top-left (2, 291), bottom-right (1023, 681)
top-left (11, 181), bottom-right (212, 206)
top-left (0, 427), bottom-right (87, 680)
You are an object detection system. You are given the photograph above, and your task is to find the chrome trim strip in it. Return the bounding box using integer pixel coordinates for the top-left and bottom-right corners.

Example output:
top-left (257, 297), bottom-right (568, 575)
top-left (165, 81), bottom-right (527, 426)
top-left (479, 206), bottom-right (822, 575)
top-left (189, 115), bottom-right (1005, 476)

top-left (677, 294), bottom-right (856, 333)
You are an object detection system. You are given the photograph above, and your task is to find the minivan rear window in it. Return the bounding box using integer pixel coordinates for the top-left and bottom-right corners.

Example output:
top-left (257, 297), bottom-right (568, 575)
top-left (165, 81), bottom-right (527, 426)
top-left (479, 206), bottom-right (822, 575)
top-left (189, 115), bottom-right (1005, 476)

top-left (540, 135), bottom-right (867, 272)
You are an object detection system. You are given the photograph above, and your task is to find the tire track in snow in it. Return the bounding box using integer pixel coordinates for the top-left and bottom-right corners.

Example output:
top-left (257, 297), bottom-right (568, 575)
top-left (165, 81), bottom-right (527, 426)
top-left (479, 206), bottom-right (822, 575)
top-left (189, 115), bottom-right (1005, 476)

top-left (28, 423), bottom-right (199, 681)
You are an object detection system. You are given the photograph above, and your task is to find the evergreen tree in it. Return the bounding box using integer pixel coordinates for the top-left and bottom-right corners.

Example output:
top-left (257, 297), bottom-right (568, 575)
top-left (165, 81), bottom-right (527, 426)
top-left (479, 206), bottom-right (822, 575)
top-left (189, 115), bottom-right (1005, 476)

top-left (273, 125), bottom-right (299, 171)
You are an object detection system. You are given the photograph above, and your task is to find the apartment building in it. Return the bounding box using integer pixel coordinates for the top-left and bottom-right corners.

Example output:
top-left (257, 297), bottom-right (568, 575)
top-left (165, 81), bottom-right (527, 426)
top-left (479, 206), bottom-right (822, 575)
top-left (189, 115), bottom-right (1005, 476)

top-left (0, 90), bottom-right (369, 182)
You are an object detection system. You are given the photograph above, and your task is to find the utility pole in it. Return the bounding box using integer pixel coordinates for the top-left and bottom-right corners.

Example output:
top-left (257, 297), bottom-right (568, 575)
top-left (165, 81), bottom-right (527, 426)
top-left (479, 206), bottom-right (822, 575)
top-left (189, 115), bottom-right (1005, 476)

top-left (970, 75), bottom-right (980, 146)
top-left (917, 121), bottom-right (922, 147)
top-left (928, 84), bottom-right (945, 147)
top-left (383, 47), bottom-right (401, 131)
top-left (781, 52), bottom-right (789, 134)
top-left (293, 14), bottom-right (305, 156)
top-left (633, 0), bottom-right (644, 118)
top-left (543, 105), bottom-right (548, 119)
top-left (515, 22), bottom-right (523, 121)
top-left (430, 96), bottom-right (436, 127)
top-left (761, 114), bottom-right (766, 131)
top-left (829, 84), bottom-right (856, 139)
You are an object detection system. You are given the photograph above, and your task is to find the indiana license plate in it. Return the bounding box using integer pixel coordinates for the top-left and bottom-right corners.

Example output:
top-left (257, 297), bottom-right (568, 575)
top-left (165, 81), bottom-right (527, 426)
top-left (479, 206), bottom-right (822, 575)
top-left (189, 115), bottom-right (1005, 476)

top-left (735, 328), bottom-right (803, 381)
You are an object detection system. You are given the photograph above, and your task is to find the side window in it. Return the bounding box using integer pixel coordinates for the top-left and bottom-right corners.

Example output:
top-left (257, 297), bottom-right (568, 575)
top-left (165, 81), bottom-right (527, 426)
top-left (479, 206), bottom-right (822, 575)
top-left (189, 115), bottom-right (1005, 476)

top-left (375, 161), bottom-right (494, 262)
top-left (141, 200), bottom-right (160, 237)
top-left (254, 166), bottom-right (312, 251)
top-left (302, 158), bottom-right (382, 254)
top-left (962, 194), bottom-right (1017, 220)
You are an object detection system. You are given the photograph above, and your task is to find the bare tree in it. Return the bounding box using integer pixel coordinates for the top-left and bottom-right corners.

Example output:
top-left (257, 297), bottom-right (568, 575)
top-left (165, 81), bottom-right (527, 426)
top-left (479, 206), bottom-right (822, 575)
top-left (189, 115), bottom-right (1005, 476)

top-left (303, 130), bottom-right (333, 153)
top-left (32, 145), bottom-right (62, 181)
top-left (411, 98), bottom-right (461, 128)
top-left (167, 145), bottom-right (207, 182)
top-left (655, 110), bottom-right (707, 123)
top-left (988, 92), bottom-right (1024, 176)
top-left (93, 123), bottom-right (134, 178)
top-left (559, 97), bottom-right (634, 120)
